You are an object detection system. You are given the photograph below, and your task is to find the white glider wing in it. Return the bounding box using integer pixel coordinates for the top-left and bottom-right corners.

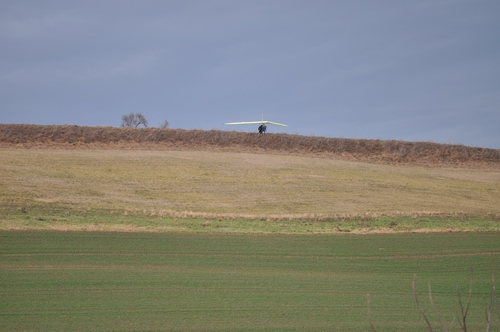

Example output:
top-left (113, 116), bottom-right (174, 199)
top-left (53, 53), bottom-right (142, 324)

top-left (224, 120), bottom-right (288, 127)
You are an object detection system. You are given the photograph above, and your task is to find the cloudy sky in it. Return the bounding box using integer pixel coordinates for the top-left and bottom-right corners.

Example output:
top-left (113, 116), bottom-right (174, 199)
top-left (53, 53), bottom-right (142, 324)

top-left (1, 1), bottom-right (499, 148)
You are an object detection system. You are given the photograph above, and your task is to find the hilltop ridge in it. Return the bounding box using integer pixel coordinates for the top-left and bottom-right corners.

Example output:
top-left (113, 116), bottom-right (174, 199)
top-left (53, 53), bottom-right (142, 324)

top-left (1, 124), bottom-right (499, 167)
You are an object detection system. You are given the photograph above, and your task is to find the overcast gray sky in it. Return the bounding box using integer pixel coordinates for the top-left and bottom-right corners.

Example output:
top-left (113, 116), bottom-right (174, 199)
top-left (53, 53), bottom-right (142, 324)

top-left (1, 1), bottom-right (499, 148)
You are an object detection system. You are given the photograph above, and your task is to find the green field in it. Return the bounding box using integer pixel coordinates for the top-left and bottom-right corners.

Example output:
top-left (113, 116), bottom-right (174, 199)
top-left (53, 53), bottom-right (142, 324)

top-left (1, 231), bottom-right (499, 331)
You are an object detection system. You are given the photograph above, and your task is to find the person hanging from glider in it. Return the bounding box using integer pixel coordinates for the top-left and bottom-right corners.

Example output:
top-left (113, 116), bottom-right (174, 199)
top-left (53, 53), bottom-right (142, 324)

top-left (225, 115), bottom-right (287, 134)
top-left (258, 123), bottom-right (267, 134)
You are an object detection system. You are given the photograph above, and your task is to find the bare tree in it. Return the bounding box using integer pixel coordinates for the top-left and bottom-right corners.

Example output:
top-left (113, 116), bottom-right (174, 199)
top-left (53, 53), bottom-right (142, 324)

top-left (135, 113), bottom-right (148, 128)
top-left (121, 113), bottom-right (148, 128)
top-left (121, 113), bottom-right (135, 127)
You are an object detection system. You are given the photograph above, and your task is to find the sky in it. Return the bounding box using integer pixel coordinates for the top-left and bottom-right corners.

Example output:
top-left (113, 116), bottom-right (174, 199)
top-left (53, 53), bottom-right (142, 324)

top-left (1, 1), bottom-right (499, 149)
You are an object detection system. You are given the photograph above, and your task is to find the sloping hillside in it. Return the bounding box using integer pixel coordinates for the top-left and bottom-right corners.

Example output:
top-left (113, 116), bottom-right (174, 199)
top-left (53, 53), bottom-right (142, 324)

top-left (1, 124), bottom-right (499, 167)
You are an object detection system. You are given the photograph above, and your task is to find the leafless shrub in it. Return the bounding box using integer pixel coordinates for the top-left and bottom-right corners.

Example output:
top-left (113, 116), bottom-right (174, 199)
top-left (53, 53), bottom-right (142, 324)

top-left (370, 267), bottom-right (499, 331)
top-left (159, 120), bottom-right (169, 129)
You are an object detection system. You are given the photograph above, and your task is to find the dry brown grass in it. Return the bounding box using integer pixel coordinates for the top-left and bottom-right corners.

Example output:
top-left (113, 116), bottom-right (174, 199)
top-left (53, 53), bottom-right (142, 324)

top-left (1, 149), bottom-right (499, 222)
top-left (1, 124), bottom-right (499, 167)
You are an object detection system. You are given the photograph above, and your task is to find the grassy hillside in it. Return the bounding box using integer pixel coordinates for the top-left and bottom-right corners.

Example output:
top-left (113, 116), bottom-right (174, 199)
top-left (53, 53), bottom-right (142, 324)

top-left (1, 124), bottom-right (499, 233)
top-left (1, 124), bottom-right (499, 166)
top-left (1, 148), bottom-right (499, 233)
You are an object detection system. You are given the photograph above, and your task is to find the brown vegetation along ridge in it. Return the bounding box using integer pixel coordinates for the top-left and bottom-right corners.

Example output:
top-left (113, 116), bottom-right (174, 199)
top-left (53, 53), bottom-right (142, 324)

top-left (1, 124), bottom-right (499, 166)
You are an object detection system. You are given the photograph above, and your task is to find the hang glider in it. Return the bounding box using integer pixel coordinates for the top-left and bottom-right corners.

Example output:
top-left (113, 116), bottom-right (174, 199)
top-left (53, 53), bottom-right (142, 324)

top-left (225, 115), bottom-right (288, 134)
top-left (224, 120), bottom-right (288, 127)
top-left (225, 114), bottom-right (288, 127)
